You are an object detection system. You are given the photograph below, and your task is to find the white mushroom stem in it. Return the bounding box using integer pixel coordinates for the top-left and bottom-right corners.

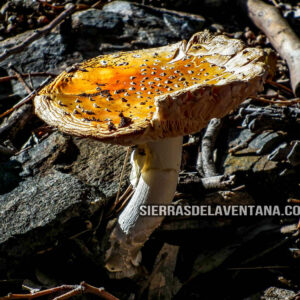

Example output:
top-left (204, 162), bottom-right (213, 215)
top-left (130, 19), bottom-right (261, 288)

top-left (105, 136), bottom-right (182, 277)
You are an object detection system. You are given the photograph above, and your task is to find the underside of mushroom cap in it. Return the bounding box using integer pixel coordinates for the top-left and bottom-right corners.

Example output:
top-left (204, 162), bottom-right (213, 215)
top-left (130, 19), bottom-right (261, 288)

top-left (34, 30), bottom-right (272, 146)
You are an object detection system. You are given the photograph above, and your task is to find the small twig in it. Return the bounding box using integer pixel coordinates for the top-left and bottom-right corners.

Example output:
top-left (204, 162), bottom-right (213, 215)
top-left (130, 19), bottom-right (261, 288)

top-left (79, 282), bottom-right (119, 300)
top-left (53, 287), bottom-right (83, 300)
top-left (104, 187), bottom-right (134, 219)
top-left (0, 4), bottom-right (76, 63)
top-left (231, 184), bottom-right (246, 192)
top-left (68, 229), bottom-right (91, 240)
top-left (115, 190), bottom-right (134, 215)
top-left (270, 0), bottom-right (280, 8)
top-left (93, 207), bottom-right (104, 234)
top-left (1, 285), bottom-right (74, 300)
top-left (115, 147), bottom-right (131, 208)
top-left (106, 184), bottom-right (133, 218)
top-left (116, 184), bottom-right (133, 205)
top-left (267, 79), bottom-right (294, 95)
top-left (201, 118), bottom-right (222, 177)
top-left (287, 198), bottom-right (300, 204)
top-left (10, 66), bottom-right (33, 94)
top-left (0, 72), bottom-right (57, 83)
top-left (91, 0), bottom-right (104, 8)
top-left (0, 282), bottom-right (119, 300)
top-left (251, 96), bottom-right (300, 106)
top-left (0, 76), bottom-right (52, 119)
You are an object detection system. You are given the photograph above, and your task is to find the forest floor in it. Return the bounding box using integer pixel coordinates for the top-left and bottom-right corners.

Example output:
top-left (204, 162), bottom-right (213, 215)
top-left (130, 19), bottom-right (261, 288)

top-left (0, 1), bottom-right (300, 300)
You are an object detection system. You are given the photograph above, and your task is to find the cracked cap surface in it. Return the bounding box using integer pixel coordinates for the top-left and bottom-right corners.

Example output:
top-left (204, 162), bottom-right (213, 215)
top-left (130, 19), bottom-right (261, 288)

top-left (34, 30), bottom-right (273, 145)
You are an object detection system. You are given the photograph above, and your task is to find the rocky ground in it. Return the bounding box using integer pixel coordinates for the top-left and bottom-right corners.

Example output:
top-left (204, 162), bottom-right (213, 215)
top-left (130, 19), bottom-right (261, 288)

top-left (0, 0), bottom-right (300, 299)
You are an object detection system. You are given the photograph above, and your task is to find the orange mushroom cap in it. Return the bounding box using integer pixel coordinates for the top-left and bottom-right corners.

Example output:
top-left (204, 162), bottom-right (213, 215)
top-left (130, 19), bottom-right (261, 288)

top-left (34, 31), bottom-right (272, 145)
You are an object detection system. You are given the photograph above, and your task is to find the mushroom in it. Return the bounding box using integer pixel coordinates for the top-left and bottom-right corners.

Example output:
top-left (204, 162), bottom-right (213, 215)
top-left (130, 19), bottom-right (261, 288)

top-left (34, 31), bottom-right (273, 278)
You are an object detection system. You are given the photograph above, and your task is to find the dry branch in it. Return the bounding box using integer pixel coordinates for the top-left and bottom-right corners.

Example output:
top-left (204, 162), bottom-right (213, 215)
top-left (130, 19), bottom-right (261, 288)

top-left (0, 4), bottom-right (76, 63)
top-left (240, 0), bottom-right (300, 96)
top-left (0, 282), bottom-right (119, 300)
top-left (252, 96), bottom-right (300, 106)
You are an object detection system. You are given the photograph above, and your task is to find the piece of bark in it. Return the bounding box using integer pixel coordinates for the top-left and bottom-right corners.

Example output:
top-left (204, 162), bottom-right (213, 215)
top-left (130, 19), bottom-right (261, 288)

top-left (240, 0), bottom-right (300, 96)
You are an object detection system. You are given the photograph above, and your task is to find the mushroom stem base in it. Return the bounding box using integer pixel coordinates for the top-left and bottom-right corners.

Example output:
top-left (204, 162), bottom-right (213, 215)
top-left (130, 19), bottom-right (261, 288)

top-left (105, 136), bottom-right (182, 278)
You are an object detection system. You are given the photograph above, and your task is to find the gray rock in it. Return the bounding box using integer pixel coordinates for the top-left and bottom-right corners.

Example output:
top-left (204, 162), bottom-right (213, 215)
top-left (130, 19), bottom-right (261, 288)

top-left (7, 131), bottom-right (130, 198)
top-left (73, 1), bottom-right (205, 55)
top-left (0, 170), bottom-right (102, 270)
top-left (228, 128), bottom-right (253, 148)
top-left (71, 9), bottom-right (124, 57)
top-left (71, 137), bottom-right (131, 198)
top-left (268, 142), bottom-right (290, 161)
top-left (72, 9), bottom-right (123, 33)
top-left (249, 131), bottom-right (286, 155)
top-left (0, 131), bottom-right (130, 270)
top-left (103, 1), bottom-right (205, 36)
top-left (268, 140), bottom-right (300, 166)
top-left (0, 132), bottom-right (71, 194)
top-left (223, 128), bottom-right (279, 175)
top-left (11, 132), bottom-right (72, 176)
